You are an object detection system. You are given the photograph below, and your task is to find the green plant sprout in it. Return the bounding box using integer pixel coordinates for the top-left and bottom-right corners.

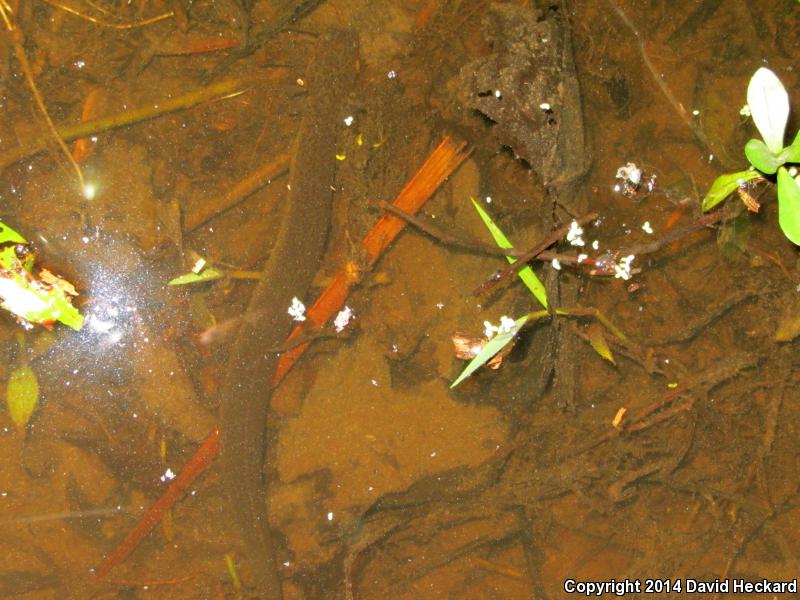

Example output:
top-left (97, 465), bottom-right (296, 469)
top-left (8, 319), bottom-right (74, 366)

top-left (702, 67), bottom-right (800, 244)
top-left (451, 201), bottom-right (627, 388)
top-left (0, 220), bottom-right (83, 330)
top-left (471, 198), bottom-right (548, 309)
top-left (168, 255), bottom-right (261, 286)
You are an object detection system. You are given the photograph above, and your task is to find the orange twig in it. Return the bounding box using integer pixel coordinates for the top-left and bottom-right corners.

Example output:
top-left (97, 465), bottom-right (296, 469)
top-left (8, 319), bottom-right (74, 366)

top-left (273, 136), bottom-right (470, 384)
top-left (93, 426), bottom-right (221, 579)
top-left (92, 137), bottom-right (468, 578)
top-left (72, 87), bottom-right (102, 162)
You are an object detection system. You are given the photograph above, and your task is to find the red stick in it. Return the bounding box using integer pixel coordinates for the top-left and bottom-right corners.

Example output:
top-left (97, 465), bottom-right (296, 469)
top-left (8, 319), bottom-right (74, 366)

top-left (93, 137), bottom-right (468, 577)
top-left (273, 136), bottom-right (470, 384)
top-left (93, 426), bottom-right (220, 579)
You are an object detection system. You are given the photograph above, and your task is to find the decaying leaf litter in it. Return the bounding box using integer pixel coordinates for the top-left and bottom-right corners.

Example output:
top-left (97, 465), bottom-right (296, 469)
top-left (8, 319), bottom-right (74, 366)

top-left (0, 0), bottom-right (797, 598)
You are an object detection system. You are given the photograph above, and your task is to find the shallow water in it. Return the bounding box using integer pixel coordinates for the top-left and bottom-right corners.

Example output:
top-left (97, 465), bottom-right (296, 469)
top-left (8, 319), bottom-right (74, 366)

top-left (0, 0), bottom-right (797, 598)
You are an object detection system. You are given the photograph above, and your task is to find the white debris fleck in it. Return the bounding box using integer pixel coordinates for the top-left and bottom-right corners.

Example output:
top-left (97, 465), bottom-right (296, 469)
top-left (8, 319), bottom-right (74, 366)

top-left (614, 255), bottom-right (636, 281)
top-left (327, 511), bottom-right (334, 521)
top-left (551, 258), bottom-right (562, 270)
top-left (592, 240), bottom-right (600, 250)
top-left (498, 315), bottom-right (515, 333)
top-left (343, 115), bottom-right (354, 126)
top-left (539, 102), bottom-right (551, 111)
top-left (642, 221), bottom-right (654, 235)
top-left (616, 162), bottom-right (642, 186)
top-left (333, 306), bottom-right (353, 332)
top-left (83, 183), bottom-right (96, 200)
top-left (370, 379), bottom-right (379, 387)
top-left (566, 220), bottom-right (585, 246)
top-left (436, 302), bottom-right (444, 309)
top-left (483, 316), bottom-right (516, 339)
top-left (160, 468), bottom-right (176, 482)
top-left (494, 89), bottom-right (502, 98)
top-left (288, 297), bottom-right (306, 321)
top-left (577, 253), bottom-right (588, 263)
top-left (692, 109), bottom-right (700, 116)
top-left (485, 196), bottom-right (492, 204)
top-left (387, 69), bottom-right (397, 79)
top-left (740, 104), bottom-right (751, 117)
top-left (191, 257), bottom-right (206, 273)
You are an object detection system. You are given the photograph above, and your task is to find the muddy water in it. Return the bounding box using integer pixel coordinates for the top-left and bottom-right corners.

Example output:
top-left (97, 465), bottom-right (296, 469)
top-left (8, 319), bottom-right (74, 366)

top-left (0, 0), bottom-right (797, 598)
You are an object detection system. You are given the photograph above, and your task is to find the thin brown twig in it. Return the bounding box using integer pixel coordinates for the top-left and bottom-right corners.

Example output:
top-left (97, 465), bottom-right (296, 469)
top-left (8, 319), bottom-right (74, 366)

top-left (377, 200), bottom-right (528, 257)
top-left (473, 212), bottom-right (600, 296)
top-left (605, 0), bottom-right (715, 157)
top-left (41, 0), bottom-right (173, 29)
top-left (1, 3), bottom-right (85, 191)
top-left (378, 200), bottom-right (599, 266)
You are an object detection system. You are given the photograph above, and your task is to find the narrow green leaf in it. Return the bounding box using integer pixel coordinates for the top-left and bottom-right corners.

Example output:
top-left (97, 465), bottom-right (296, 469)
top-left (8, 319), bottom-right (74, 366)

top-left (777, 166), bottom-right (800, 245)
top-left (747, 67), bottom-right (789, 155)
top-left (168, 266), bottom-right (224, 286)
top-left (450, 314), bottom-right (530, 388)
top-left (7, 366), bottom-right (39, 431)
top-left (470, 198), bottom-right (548, 309)
top-left (587, 322), bottom-right (615, 364)
top-left (701, 170), bottom-right (760, 211)
top-left (745, 138), bottom-right (782, 174)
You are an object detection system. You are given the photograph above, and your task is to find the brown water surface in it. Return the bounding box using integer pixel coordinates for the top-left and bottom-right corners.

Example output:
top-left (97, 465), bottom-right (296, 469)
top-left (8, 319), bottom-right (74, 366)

top-left (0, 0), bottom-right (797, 598)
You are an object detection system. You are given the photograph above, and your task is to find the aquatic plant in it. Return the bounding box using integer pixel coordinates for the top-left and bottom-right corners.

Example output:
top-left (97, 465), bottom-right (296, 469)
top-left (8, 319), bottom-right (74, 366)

top-left (0, 221), bottom-right (83, 330)
top-left (702, 68), bottom-right (800, 244)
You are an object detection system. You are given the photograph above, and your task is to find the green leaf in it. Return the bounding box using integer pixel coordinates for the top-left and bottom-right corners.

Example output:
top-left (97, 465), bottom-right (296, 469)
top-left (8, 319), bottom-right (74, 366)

top-left (777, 166), bottom-right (800, 245)
top-left (747, 67), bottom-right (789, 155)
top-left (7, 366), bottom-right (39, 431)
top-left (470, 198), bottom-right (548, 309)
top-left (745, 138), bottom-right (783, 174)
top-left (0, 221), bottom-right (28, 245)
top-left (168, 266), bottom-right (224, 286)
top-left (586, 322), bottom-right (615, 364)
top-left (778, 129), bottom-right (800, 164)
top-left (701, 170), bottom-right (760, 211)
top-left (450, 314), bottom-right (530, 388)
top-left (43, 294), bottom-right (84, 331)
top-left (0, 271), bottom-right (84, 330)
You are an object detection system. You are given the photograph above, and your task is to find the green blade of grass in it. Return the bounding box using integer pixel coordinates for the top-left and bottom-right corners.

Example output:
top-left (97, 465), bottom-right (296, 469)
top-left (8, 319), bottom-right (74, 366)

top-left (450, 313), bottom-right (531, 388)
top-left (168, 266), bottom-right (224, 286)
top-left (470, 197), bottom-right (548, 308)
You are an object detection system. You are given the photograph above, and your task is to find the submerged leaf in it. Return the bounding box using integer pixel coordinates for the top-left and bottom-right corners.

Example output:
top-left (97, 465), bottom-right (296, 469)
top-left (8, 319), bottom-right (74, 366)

top-left (7, 366), bottom-right (39, 431)
top-left (471, 198), bottom-right (548, 309)
top-left (747, 67), bottom-right (789, 155)
top-left (586, 322), bottom-right (615, 364)
top-left (450, 313), bottom-right (531, 388)
top-left (168, 266), bottom-right (224, 286)
top-left (774, 308), bottom-right (800, 342)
